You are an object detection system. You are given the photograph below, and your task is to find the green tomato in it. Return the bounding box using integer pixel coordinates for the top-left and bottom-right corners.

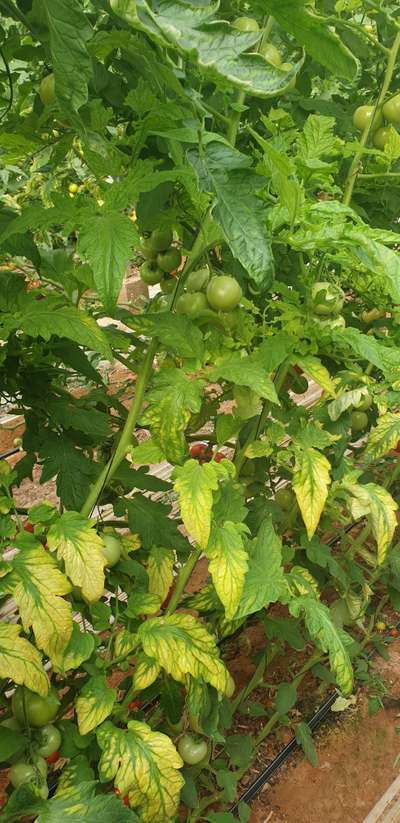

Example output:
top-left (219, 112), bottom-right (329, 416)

top-left (140, 261), bottom-right (164, 285)
top-left (354, 394), bottom-right (373, 412)
top-left (149, 227), bottom-right (173, 253)
top-left (232, 16), bottom-right (259, 32)
top-left (39, 74), bottom-right (55, 106)
top-left (0, 460), bottom-right (11, 476)
top-left (373, 126), bottom-right (392, 150)
top-left (383, 94), bottom-right (400, 125)
top-left (206, 276), bottom-right (242, 311)
top-left (35, 724), bottom-right (62, 757)
top-left (176, 292), bottom-right (209, 317)
top-left (102, 534), bottom-right (122, 567)
top-left (139, 239), bottom-right (157, 261)
top-left (9, 762), bottom-right (37, 789)
top-left (259, 43), bottom-right (282, 67)
top-left (352, 105), bottom-right (382, 131)
top-left (291, 375), bottom-right (308, 394)
top-left (350, 411), bottom-right (369, 434)
top-left (275, 488), bottom-right (296, 512)
top-left (186, 267), bottom-right (210, 293)
top-left (178, 734), bottom-right (208, 765)
top-left (160, 276), bottom-right (176, 294)
top-left (12, 687), bottom-right (60, 729)
top-left (311, 281), bottom-right (345, 315)
top-left (157, 248), bottom-right (181, 273)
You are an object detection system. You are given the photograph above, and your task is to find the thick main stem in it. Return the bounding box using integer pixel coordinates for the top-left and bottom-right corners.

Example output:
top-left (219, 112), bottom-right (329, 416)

top-left (165, 547), bottom-right (202, 615)
top-left (343, 30), bottom-right (400, 206)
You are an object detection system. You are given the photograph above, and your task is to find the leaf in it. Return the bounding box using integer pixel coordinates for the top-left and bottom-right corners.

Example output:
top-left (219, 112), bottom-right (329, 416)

top-left (263, 0), bottom-right (357, 80)
top-left (173, 459), bottom-right (235, 549)
top-left (47, 512), bottom-right (106, 603)
top-left (342, 481), bottom-right (397, 565)
top-left (142, 369), bottom-right (204, 464)
top-left (209, 351), bottom-right (279, 403)
top-left (293, 447), bottom-right (331, 539)
top-left (295, 722), bottom-right (318, 767)
top-left (129, 312), bottom-right (204, 361)
top-left (97, 720), bottom-right (184, 823)
top-left (347, 230), bottom-right (400, 304)
top-left (138, 613), bottom-right (234, 696)
top-left (298, 115), bottom-right (338, 161)
top-left (147, 547), bottom-right (175, 601)
top-left (234, 518), bottom-right (286, 620)
top-left (333, 327), bottom-right (400, 382)
top-left (42, 0), bottom-right (92, 114)
top-left (129, 438), bottom-right (165, 466)
top-left (132, 654), bottom-right (161, 691)
top-left (39, 432), bottom-right (98, 511)
top-left (0, 623), bottom-right (49, 697)
top-left (46, 400), bottom-right (111, 440)
top-left (0, 726), bottom-right (26, 763)
top-left (224, 735), bottom-right (254, 769)
top-left (290, 596), bottom-right (353, 694)
top-left (125, 592), bottom-right (161, 618)
top-left (119, 496), bottom-right (190, 553)
top-left (328, 388), bottom-right (370, 422)
top-left (365, 413), bottom-right (400, 461)
top-left (275, 683), bottom-right (297, 716)
top-left (53, 623), bottom-right (96, 674)
top-left (36, 781), bottom-right (139, 822)
top-left (9, 541), bottom-right (72, 661)
top-left (77, 211), bottom-right (139, 310)
top-left (206, 522), bottom-right (249, 620)
top-left (14, 297), bottom-right (112, 359)
top-left (76, 676), bottom-right (116, 736)
top-left (295, 355), bottom-right (336, 396)
top-left (188, 143), bottom-right (274, 289)
top-left (261, 141), bottom-right (303, 225)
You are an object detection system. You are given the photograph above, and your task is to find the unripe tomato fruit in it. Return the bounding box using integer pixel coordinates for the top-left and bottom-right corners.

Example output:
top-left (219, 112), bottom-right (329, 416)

top-left (186, 267), bottom-right (210, 293)
top-left (157, 248), bottom-right (181, 273)
top-left (140, 261), bottom-right (164, 285)
top-left (311, 282), bottom-right (345, 315)
top-left (350, 411), bottom-right (369, 434)
top-left (176, 292), bottom-right (209, 317)
top-left (68, 183), bottom-right (78, 194)
top-left (9, 762), bottom-right (36, 789)
top-left (354, 394), bottom-right (373, 412)
top-left (259, 42), bottom-right (282, 66)
top-left (39, 74), bottom-right (55, 106)
top-left (149, 227), bottom-right (173, 253)
top-left (373, 126), bottom-right (392, 150)
top-left (352, 105), bottom-right (382, 131)
top-left (140, 239), bottom-right (157, 260)
top-left (233, 16), bottom-right (259, 32)
top-left (206, 276), bottom-right (242, 311)
top-left (178, 734), bottom-right (208, 765)
top-left (35, 724), bottom-right (62, 757)
top-left (160, 276), bottom-right (176, 294)
top-left (275, 488), bottom-right (296, 512)
top-left (383, 94), bottom-right (400, 125)
top-left (102, 534), bottom-right (122, 567)
top-left (12, 687), bottom-right (60, 728)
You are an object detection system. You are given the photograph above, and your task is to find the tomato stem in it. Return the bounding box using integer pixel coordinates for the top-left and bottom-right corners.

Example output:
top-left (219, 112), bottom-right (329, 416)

top-left (164, 546), bottom-right (202, 616)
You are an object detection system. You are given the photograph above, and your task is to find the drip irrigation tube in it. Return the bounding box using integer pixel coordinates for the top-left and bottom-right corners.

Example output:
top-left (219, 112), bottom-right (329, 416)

top-left (0, 447), bottom-right (19, 460)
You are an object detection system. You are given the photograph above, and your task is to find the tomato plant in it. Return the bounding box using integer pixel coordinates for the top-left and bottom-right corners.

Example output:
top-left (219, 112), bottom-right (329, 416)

top-left (0, 1), bottom-right (400, 821)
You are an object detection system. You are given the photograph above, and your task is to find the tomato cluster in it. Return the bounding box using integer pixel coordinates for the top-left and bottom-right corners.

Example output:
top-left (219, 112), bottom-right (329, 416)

top-left (310, 281), bottom-right (346, 330)
top-left (190, 443), bottom-right (225, 464)
top-left (139, 228), bottom-right (181, 287)
top-left (177, 270), bottom-right (242, 317)
top-left (353, 91), bottom-right (400, 150)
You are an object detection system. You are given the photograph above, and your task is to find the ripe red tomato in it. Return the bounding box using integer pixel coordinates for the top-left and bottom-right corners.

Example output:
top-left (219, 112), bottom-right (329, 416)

top-left (213, 453), bottom-right (225, 463)
top-left (24, 523), bottom-right (34, 533)
top-left (46, 750), bottom-right (60, 765)
top-left (389, 628), bottom-right (399, 637)
top-left (161, 587), bottom-right (174, 609)
top-left (123, 795), bottom-right (130, 806)
top-left (128, 700), bottom-right (142, 712)
top-left (190, 442), bottom-right (207, 458)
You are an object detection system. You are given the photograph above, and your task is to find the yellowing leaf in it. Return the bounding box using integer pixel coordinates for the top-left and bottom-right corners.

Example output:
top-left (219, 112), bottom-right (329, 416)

top-left (289, 566), bottom-right (320, 598)
top-left (11, 545), bottom-right (72, 661)
top-left (206, 522), bottom-right (249, 619)
top-left (76, 675), bottom-right (116, 735)
top-left (138, 613), bottom-right (234, 696)
top-left (296, 355), bottom-right (336, 396)
top-left (48, 512), bottom-right (106, 603)
top-left (114, 628), bottom-right (138, 659)
top-left (173, 458), bottom-right (234, 548)
top-left (293, 447), bottom-right (331, 538)
top-left (365, 413), bottom-right (400, 461)
top-left (53, 622), bottom-right (96, 674)
top-left (343, 481), bottom-right (397, 564)
top-left (290, 596), bottom-right (353, 694)
top-left (0, 623), bottom-right (49, 697)
top-left (132, 653), bottom-right (161, 691)
top-left (234, 517), bottom-right (286, 620)
top-left (147, 547), bottom-right (175, 602)
top-left (142, 369), bottom-right (204, 464)
top-left (97, 720), bottom-right (184, 822)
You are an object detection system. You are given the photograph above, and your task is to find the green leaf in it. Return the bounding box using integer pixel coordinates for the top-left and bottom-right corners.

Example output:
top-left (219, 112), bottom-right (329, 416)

top-left (224, 735), bottom-right (254, 769)
top-left (142, 369), bottom-right (204, 464)
top-left (39, 432), bottom-right (99, 511)
top-left (77, 211), bottom-right (139, 310)
top-left (125, 591), bottom-right (161, 618)
top-left (47, 512), bottom-right (106, 603)
top-left (53, 623), bottom-right (96, 674)
top-left (42, 0), bottom-right (92, 114)
top-left (119, 495), bottom-right (190, 553)
top-left (0, 623), bottom-right (49, 697)
top-left (206, 522), bottom-right (249, 620)
top-left (173, 459), bottom-right (235, 549)
top-left (261, 141), bottom-right (303, 225)
top-left (346, 230), bottom-right (400, 304)
top-left (234, 518), bottom-right (286, 620)
top-left (365, 413), bottom-right (400, 461)
top-left (275, 683), bottom-right (297, 716)
top-left (97, 720), bottom-right (184, 823)
top-left (298, 115), bottom-right (338, 161)
top-left (36, 781), bottom-right (139, 822)
top-left (0, 726), bottom-right (26, 763)
top-left (262, 0), bottom-right (358, 80)
top-left (138, 613), bottom-right (234, 696)
top-left (46, 400), bottom-right (111, 440)
top-left (147, 547), bottom-right (175, 602)
top-left (209, 352), bottom-right (279, 403)
top-left (293, 447), bottom-right (331, 539)
top-left (295, 722), bottom-right (318, 767)
top-left (130, 312), bottom-right (204, 361)
top-left (328, 388), bottom-right (370, 422)
top-left (333, 328), bottom-right (400, 382)
top-left (14, 297), bottom-right (112, 359)
top-left (76, 676), bottom-right (116, 735)
top-left (342, 481), bottom-right (397, 564)
top-left (188, 143), bottom-right (274, 289)
top-left (129, 438), bottom-right (165, 466)
top-left (290, 596), bottom-right (353, 694)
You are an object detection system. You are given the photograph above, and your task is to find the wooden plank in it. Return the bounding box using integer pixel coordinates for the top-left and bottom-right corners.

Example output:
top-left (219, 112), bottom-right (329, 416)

top-left (363, 775), bottom-right (400, 823)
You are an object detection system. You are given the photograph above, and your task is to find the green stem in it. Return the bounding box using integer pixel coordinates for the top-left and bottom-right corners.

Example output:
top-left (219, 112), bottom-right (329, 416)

top-left (227, 90), bottom-right (246, 147)
top-left (165, 547), bottom-right (202, 615)
top-left (359, 172), bottom-right (400, 179)
top-left (343, 30), bottom-right (400, 206)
